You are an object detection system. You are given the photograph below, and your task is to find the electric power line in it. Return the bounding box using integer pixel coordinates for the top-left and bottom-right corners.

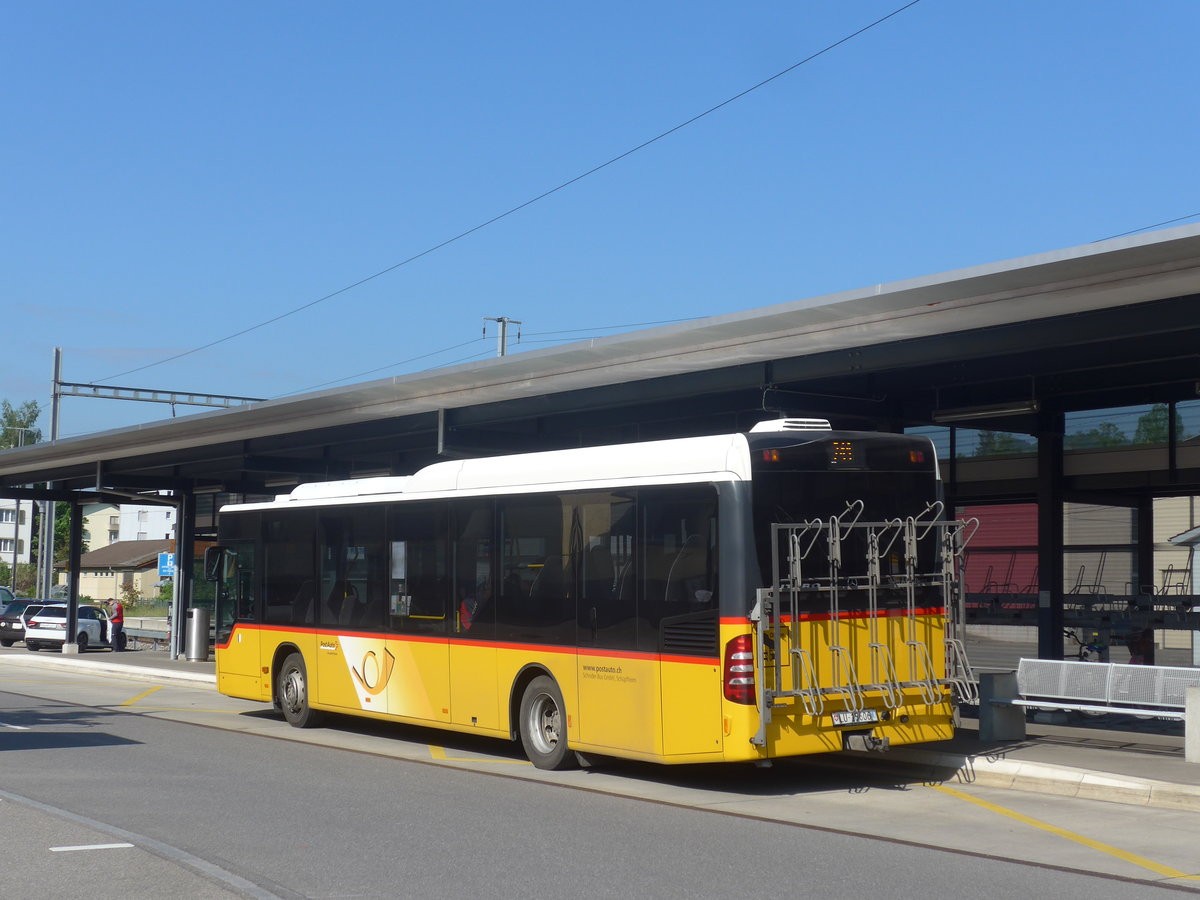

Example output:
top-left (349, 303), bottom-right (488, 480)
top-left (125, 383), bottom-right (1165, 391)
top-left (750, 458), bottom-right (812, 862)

top-left (279, 313), bottom-right (710, 395)
top-left (521, 316), bottom-right (705, 337)
top-left (272, 336), bottom-right (488, 398)
top-left (95, 1), bottom-right (925, 384)
top-left (1096, 212), bottom-right (1200, 242)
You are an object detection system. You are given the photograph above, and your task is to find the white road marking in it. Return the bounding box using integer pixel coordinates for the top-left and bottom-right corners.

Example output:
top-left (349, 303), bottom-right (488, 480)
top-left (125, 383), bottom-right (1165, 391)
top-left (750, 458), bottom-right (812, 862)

top-left (0, 721), bottom-right (30, 730)
top-left (50, 843), bottom-right (135, 852)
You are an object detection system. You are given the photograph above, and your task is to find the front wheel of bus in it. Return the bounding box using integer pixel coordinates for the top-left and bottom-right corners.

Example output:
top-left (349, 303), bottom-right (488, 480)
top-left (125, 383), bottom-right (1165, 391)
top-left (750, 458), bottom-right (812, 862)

top-left (519, 676), bottom-right (575, 770)
top-left (277, 652), bottom-right (324, 728)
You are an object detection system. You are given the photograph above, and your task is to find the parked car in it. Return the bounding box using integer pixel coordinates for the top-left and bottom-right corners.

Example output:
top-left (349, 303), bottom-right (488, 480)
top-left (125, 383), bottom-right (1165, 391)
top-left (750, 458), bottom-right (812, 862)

top-left (25, 604), bottom-right (122, 652)
top-left (0, 586), bottom-right (14, 611)
top-left (0, 600), bottom-right (47, 647)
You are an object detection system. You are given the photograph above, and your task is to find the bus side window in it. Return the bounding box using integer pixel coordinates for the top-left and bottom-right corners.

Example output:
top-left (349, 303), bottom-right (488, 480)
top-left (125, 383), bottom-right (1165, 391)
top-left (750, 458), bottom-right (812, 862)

top-left (639, 488), bottom-right (718, 652)
top-left (317, 507), bottom-right (386, 632)
top-left (575, 491), bottom-right (636, 651)
top-left (263, 511), bottom-right (317, 627)
top-left (453, 501), bottom-right (494, 636)
top-left (388, 503), bottom-right (449, 635)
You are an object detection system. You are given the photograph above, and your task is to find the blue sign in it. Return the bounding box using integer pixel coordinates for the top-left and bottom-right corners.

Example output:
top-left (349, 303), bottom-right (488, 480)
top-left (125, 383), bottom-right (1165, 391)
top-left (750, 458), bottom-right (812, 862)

top-left (158, 552), bottom-right (176, 577)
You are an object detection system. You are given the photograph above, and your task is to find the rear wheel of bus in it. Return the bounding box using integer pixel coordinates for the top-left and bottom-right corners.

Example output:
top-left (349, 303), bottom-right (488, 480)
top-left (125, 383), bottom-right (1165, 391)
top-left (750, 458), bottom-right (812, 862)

top-left (518, 675), bottom-right (574, 770)
top-left (277, 652), bottom-right (324, 728)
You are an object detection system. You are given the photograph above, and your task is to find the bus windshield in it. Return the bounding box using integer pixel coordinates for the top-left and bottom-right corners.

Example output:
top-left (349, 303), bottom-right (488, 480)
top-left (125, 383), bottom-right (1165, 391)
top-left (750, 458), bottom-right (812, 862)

top-left (749, 433), bottom-right (940, 607)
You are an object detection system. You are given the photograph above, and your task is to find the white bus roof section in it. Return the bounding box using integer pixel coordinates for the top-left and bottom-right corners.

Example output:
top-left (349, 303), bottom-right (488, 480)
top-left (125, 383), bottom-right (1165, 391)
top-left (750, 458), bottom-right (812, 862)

top-left (265, 432), bottom-right (756, 509)
top-left (3, 222), bottom-right (1200, 490)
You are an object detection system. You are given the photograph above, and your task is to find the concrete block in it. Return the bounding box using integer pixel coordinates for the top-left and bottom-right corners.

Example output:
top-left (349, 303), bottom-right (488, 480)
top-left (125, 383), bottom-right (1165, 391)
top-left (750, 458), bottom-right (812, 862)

top-left (1187, 686), bottom-right (1200, 764)
top-left (978, 671), bottom-right (1026, 741)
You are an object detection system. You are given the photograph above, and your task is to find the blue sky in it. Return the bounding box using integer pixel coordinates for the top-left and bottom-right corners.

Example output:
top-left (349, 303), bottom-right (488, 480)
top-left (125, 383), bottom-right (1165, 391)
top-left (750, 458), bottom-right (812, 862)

top-left (3, 1), bottom-right (1197, 438)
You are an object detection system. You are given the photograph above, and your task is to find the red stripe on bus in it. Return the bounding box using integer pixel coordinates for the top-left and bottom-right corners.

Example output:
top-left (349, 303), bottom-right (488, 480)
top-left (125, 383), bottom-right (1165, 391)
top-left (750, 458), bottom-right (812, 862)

top-left (719, 608), bottom-right (944, 626)
top-left (217, 622), bottom-right (716, 663)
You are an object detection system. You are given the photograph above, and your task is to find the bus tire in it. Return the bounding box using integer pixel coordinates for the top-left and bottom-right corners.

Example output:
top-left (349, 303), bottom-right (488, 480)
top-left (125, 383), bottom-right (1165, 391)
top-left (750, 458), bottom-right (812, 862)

top-left (518, 675), bottom-right (575, 770)
top-left (277, 652), bottom-right (324, 728)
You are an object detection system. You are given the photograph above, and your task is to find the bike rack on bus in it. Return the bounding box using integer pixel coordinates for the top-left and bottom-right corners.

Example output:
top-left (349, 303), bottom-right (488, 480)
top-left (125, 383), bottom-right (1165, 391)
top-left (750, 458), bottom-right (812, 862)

top-left (751, 502), bottom-right (978, 748)
top-left (941, 516), bottom-right (980, 704)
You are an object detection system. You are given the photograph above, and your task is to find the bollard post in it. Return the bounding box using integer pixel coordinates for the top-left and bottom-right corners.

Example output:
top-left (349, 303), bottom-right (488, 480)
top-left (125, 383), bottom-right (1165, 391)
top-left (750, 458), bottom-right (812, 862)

top-left (979, 671), bottom-right (1026, 742)
top-left (1187, 686), bottom-right (1200, 765)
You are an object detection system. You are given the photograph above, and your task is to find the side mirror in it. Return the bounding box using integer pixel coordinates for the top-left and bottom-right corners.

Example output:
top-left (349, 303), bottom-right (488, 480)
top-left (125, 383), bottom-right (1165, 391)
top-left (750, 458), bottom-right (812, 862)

top-left (203, 546), bottom-right (229, 582)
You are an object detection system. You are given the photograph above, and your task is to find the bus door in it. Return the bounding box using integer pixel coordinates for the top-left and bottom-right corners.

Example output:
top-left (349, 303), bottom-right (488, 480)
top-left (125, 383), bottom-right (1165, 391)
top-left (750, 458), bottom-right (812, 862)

top-left (207, 535), bottom-right (263, 700)
top-left (644, 489), bottom-right (722, 757)
top-left (315, 508), bottom-right (390, 715)
top-left (573, 492), bottom-right (660, 755)
top-left (449, 501), bottom-right (500, 731)
top-left (385, 504), bottom-right (451, 724)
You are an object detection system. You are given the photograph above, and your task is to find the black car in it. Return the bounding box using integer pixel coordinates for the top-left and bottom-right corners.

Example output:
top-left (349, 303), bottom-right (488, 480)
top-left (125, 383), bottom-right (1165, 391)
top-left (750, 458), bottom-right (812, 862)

top-left (0, 600), bottom-right (47, 647)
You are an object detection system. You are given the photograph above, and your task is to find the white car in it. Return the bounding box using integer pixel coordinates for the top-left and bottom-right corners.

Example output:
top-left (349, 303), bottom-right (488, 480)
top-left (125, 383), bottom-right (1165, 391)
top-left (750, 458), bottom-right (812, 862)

top-left (24, 604), bottom-right (121, 652)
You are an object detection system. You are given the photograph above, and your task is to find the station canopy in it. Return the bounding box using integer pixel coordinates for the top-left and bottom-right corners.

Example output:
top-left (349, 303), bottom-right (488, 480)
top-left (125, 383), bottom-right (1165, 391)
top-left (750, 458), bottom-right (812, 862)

top-left (2, 224), bottom-right (1200, 504)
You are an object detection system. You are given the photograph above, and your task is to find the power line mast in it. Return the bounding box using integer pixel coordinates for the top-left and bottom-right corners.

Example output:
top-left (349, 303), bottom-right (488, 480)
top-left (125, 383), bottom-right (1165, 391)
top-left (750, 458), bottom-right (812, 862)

top-left (37, 348), bottom-right (266, 595)
top-left (482, 316), bottom-right (522, 357)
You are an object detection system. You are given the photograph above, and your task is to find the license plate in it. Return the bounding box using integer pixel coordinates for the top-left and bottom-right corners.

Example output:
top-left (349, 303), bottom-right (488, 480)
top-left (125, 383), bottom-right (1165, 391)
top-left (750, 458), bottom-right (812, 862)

top-left (832, 709), bottom-right (879, 726)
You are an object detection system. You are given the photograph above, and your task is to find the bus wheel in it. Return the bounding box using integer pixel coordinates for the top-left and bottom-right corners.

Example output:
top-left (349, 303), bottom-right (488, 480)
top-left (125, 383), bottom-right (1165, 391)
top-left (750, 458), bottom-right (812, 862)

top-left (518, 676), bottom-right (575, 770)
top-left (277, 652), bottom-right (323, 728)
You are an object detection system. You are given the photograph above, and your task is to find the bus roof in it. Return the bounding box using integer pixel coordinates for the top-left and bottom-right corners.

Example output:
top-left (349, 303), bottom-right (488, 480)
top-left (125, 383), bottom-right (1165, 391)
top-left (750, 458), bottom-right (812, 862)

top-left (228, 429), bottom-right (762, 512)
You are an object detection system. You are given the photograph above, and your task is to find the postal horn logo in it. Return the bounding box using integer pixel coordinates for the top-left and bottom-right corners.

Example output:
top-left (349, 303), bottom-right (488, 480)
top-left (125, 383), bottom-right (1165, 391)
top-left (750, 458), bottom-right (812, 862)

top-left (351, 648), bottom-right (396, 695)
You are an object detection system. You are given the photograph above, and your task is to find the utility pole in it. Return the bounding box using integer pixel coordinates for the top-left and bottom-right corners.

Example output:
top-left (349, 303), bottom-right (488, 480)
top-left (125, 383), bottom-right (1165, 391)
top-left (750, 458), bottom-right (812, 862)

top-left (37, 348), bottom-right (62, 599)
top-left (482, 316), bottom-right (522, 357)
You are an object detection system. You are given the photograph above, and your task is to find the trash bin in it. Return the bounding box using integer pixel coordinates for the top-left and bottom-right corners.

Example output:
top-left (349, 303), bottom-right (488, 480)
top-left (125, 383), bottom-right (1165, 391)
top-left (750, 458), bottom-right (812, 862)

top-left (185, 606), bottom-right (210, 662)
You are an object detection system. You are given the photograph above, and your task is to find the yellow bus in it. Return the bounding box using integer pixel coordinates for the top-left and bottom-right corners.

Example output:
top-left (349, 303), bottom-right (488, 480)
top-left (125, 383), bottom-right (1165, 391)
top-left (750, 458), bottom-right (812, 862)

top-left (205, 418), bottom-right (974, 769)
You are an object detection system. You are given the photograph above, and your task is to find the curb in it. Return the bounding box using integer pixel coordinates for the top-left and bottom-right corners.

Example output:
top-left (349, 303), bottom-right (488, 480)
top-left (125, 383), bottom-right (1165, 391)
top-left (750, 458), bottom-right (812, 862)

top-left (860, 745), bottom-right (1200, 812)
top-left (0, 653), bottom-right (216, 687)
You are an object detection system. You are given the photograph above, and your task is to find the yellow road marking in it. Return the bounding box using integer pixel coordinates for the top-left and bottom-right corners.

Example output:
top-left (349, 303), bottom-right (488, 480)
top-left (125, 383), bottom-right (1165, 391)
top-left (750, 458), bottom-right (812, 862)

top-left (928, 783), bottom-right (1200, 881)
top-left (119, 686), bottom-right (163, 707)
top-left (429, 744), bottom-right (531, 766)
top-left (125, 707), bottom-right (244, 714)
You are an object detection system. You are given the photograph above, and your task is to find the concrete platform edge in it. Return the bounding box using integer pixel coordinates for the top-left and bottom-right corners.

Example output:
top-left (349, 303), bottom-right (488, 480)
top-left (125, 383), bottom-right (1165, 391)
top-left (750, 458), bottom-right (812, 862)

top-left (847, 745), bottom-right (1200, 812)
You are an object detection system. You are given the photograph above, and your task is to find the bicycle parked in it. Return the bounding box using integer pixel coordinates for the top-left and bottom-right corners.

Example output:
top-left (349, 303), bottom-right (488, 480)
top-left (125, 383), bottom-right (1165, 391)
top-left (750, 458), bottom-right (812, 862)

top-left (1063, 628), bottom-right (1107, 662)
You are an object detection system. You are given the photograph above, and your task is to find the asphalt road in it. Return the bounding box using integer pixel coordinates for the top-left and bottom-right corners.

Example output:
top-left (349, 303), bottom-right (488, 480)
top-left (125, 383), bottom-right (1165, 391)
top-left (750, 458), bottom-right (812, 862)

top-left (1, 669), bottom-right (1197, 899)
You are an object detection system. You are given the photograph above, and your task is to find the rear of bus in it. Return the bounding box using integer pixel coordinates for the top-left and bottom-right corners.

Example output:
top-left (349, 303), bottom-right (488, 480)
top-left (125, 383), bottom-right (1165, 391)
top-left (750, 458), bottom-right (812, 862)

top-left (718, 422), bottom-right (962, 762)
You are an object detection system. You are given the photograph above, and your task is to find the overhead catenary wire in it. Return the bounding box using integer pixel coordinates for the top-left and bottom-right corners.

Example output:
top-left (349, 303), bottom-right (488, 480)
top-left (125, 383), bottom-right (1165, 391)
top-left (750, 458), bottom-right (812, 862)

top-left (94, 0), bottom-right (925, 385)
top-left (1095, 212), bottom-right (1200, 242)
top-left (276, 314), bottom-right (707, 395)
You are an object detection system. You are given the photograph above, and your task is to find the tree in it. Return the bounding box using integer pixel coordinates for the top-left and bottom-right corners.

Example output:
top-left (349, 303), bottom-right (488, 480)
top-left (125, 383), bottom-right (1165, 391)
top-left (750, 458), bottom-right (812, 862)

top-left (1064, 421), bottom-right (1128, 450)
top-left (972, 431), bottom-right (1036, 457)
top-left (1132, 403), bottom-right (1183, 445)
top-left (0, 399), bottom-right (42, 448)
top-left (29, 501), bottom-right (87, 573)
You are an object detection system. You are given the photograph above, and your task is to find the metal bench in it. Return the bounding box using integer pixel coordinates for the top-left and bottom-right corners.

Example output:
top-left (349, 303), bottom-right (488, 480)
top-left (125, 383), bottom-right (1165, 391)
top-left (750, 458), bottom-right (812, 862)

top-left (1012, 657), bottom-right (1200, 720)
top-left (124, 627), bottom-right (171, 651)
top-left (979, 659), bottom-right (1200, 763)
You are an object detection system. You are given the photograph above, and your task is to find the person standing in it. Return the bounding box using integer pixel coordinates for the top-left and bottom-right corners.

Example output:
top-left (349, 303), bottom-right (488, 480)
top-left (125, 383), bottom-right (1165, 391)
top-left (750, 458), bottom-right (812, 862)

top-left (108, 599), bottom-right (124, 652)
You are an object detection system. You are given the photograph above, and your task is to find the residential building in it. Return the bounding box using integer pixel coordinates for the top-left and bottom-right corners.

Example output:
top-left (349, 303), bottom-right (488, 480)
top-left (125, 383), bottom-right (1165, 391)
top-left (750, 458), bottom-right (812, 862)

top-left (63, 539), bottom-right (173, 603)
top-left (79, 502), bottom-right (175, 552)
top-left (0, 498), bottom-right (33, 566)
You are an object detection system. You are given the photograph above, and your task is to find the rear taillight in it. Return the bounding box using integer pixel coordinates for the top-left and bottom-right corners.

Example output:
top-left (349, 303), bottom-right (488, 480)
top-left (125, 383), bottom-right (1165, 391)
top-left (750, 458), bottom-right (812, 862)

top-left (723, 634), bottom-right (756, 705)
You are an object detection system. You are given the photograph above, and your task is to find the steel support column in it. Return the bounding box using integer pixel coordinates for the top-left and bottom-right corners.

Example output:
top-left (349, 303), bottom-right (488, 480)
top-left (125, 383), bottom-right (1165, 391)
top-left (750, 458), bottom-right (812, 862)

top-left (1136, 495), bottom-right (1158, 665)
top-left (1037, 415), bottom-right (1065, 660)
top-left (63, 501), bottom-right (83, 654)
top-left (172, 491), bottom-right (196, 659)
